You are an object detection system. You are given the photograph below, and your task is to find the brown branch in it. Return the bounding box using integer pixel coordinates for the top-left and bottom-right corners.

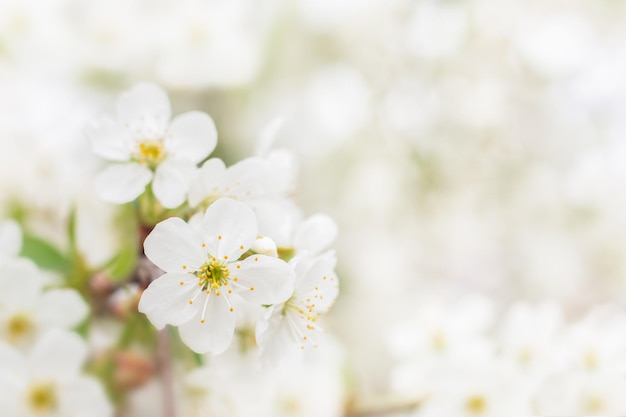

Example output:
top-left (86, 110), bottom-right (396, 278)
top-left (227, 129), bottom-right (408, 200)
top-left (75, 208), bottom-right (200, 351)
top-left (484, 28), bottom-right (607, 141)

top-left (141, 251), bottom-right (176, 417)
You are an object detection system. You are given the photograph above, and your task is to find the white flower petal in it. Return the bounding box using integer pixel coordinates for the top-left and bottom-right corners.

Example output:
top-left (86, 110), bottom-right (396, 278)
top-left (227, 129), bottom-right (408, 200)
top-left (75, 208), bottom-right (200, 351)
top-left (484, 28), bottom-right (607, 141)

top-left (0, 397), bottom-right (17, 416)
top-left (178, 293), bottom-right (236, 354)
top-left (36, 290), bottom-right (89, 330)
top-left (221, 157), bottom-right (274, 200)
top-left (168, 111), bottom-right (218, 163)
top-left (202, 198), bottom-right (257, 260)
top-left (296, 252), bottom-right (339, 312)
top-left (187, 212), bottom-right (204, 231)
top-left (255, 116), bottom-right (285, 157)
top-left (294, 214), bottom-right (338, 254)
top-left (94, 163), bottom-right (152, 204)
top-left (152, 159), bottom-right (197, 208)
top-left (253, 198), bottom-right (300, 248)
top-left (85, 117), bottom-right (131, 161)
top-left (0, 342), bottom-right (26, 381)
top-left (30, 330), bottom-right (87, 381)
top-left (0, 258), bottom-right (43, 309)
top-left (144, 218), bottom-right (205, 273)
top-left (256, 305), bottom-right (301, 366)
top-left (0, 220), bottom-right (22, 259)
top-left (232, 255), bottom-right (294, 304)
top-left (59, 376), bottom-right (113, 417)
top-left (138, 272), bottom-right (199, 330)
top-left (188, 158), bottom-right (227, 207)
top-left (264, 149), bottom-right (297, 194)
top-left (116, 83), bottom-right (171, 126)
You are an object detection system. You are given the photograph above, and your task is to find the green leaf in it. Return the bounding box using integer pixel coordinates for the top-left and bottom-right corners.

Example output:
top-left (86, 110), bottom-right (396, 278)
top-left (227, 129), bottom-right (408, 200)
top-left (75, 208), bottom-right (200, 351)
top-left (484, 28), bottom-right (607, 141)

top-left (106, 245), bottom-right (138, 282)
top-left (20, 234), bottom-right (70, 273)
top-left (104, 203), bottom-right (140, 282)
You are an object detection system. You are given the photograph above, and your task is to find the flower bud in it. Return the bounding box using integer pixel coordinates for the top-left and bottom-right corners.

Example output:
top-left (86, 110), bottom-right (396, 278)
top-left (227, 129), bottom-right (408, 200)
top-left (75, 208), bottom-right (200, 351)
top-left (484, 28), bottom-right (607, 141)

top-left (251, 236), bottom-right (278, 257)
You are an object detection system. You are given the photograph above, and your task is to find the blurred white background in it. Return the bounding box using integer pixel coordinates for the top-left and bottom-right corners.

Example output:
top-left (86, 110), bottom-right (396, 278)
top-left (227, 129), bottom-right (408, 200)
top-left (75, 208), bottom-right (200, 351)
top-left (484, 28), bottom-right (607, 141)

top-left (3, 0), bottom-right (626, 415)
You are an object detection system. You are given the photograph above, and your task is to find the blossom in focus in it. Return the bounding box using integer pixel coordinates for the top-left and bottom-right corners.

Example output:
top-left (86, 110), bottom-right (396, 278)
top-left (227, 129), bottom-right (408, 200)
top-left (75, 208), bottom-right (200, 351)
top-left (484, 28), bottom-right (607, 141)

top-left (256, 251), bottom-right (339, 364)
top-left (87, 83), bottom-right (217, 208)
top-left (0, 258), bottom-right (88, 347)
top-left (0, 329), bottom-right (112, 417)
top-left (187, 153), bottom-right (301, 248)
top-left (187, 156), bottom-right (291, 209)
top-left (139, 198), bottom-right (294, 354)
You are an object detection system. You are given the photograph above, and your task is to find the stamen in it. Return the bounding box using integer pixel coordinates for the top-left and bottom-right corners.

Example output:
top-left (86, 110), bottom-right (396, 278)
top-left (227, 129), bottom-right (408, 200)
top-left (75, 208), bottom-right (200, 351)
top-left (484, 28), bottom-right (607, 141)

top-left (223, 293), bottom-right (235, 313)
top-left (286, 313), bottom-right (310, 346)
top-left (200, 292), bottom-right (211, 323)
top-left (189, 287), bottom-right (203, 305)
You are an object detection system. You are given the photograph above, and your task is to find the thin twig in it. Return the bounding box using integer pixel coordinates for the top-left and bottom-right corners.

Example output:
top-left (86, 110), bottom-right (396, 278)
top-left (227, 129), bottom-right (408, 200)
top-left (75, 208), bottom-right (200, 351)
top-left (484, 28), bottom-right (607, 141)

top-left (157, 328), bottom-right (176, 417)
top-left (143, 254), bottom-right (176, 417)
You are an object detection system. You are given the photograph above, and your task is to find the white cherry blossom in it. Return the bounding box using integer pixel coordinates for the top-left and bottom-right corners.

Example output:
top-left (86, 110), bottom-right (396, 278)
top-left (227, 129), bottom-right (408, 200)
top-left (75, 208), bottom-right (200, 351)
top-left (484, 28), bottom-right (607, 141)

top-left (535, 371), bottom-right (626, 415)
top-left (187, 156), bottom-right (286, 209)
top-left (139, 198), bottom-right (294, 354)
top-left (0, 329), bottom-right (112, 417)
top-left (256, 252), bottom-right (339, 364)
top-left (87, 83), bottom-right (218, 208)
top-left (415, 360), bottom-right (532, 417)
top-left (255, 208), bottom-right (338, 257)
top-left (0, 258), bottom-right (88, 347)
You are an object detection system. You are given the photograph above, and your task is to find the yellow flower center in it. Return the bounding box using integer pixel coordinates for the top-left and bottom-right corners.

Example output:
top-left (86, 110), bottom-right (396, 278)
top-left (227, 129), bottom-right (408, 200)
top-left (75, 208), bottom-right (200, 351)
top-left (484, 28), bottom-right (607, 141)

top-left (465, 395), bottom-right (487, 415)
top-left (134, 139), bottom-right (166, 169)
top-left (584, 350), bottom-right (598, 369)
top-left (585, 395), bottom-right (604, 414)
top-left (431, 331), bottom-right (446, 352)
top-left (7, 313), bottom-right (32, 342)
top-left (196, 258), bottom-right (230, 291)
top-left (28, 383), bottom-right (57, 413)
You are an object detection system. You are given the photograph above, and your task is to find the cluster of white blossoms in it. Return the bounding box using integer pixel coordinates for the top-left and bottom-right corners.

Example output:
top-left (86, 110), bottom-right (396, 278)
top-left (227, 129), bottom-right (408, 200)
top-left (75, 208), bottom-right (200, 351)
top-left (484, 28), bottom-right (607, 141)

top-left (0, 0), bottom-right (274, 89)
top-left (6, 0), bottom-right (626, 415)
top-left (0, 220), bottom-right (112, 416)
top-left (389, 296), bottom-right (626, 416)
top-left (88, 83), bottom-right (340, 358)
